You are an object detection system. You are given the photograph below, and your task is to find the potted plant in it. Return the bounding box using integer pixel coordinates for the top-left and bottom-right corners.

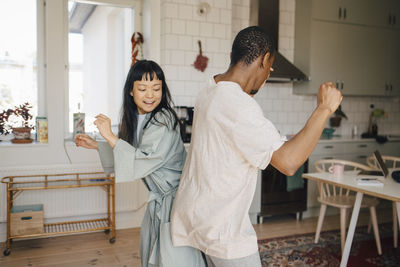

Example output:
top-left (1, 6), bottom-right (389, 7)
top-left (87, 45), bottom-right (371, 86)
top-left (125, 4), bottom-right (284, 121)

top-left (368, 105), bottom-right (386, 136)
top-left (329, 105), bottom-right (347, 127)
top-left (0, 102), bottom-right (35, 143)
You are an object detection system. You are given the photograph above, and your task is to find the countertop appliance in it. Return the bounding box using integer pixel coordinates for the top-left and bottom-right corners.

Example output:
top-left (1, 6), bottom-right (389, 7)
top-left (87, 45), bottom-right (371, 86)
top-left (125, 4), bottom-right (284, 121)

top-left (174, 106), bottom-right (194, 143)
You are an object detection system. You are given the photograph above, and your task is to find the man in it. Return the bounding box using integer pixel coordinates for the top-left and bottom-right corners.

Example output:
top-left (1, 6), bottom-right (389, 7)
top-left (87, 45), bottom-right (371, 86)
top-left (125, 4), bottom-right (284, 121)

top-left (171, 26), bottom-right (342, 267)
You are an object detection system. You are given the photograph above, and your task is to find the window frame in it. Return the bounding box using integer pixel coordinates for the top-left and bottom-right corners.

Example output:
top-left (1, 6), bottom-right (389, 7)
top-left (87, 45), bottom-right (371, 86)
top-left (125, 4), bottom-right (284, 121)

top-left (64, 0), bottom-right (142, 138)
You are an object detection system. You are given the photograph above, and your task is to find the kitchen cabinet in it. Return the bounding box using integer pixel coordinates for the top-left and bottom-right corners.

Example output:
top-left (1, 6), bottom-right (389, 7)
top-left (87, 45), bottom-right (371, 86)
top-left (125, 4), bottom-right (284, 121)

top-left (294, 0), bottom-right (400, 96)
top-left (311, 0), bottom-right (399, 28)
top-left (387, 30), bottom-right (400, 96)
top-left (371, 0), bottom-right (400, 29)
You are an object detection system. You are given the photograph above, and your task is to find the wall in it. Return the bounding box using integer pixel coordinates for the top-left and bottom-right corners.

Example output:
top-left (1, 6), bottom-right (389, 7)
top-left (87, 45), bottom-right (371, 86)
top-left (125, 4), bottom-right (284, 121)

top-left (160, 0), bottom-right (400, 137)
top-left (159, 0), bottom-right (233, 106)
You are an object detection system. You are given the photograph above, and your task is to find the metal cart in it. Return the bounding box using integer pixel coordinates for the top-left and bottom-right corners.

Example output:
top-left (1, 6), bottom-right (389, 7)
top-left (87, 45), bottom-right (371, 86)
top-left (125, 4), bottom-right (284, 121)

top-left (1, 172), bottom-right (116, 256)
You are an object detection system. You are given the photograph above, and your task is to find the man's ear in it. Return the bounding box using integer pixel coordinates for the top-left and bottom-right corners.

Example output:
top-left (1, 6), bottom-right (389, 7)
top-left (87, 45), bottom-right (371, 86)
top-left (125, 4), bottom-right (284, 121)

top-left (261, 52), bottom-right (271, 68)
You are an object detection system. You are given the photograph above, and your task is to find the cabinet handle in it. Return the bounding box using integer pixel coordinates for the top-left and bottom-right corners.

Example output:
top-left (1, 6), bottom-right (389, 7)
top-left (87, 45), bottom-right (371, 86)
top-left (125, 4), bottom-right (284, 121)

top-left (323, 157), bottom-right (334, 160)
top-left (389, 14), bottom-right (392, 25)
top-left (358, 144), bottom-right (367, 148)
top-left (358, 155), bottom-right (367, 159)
top-left (341, 81), bottom-right (344, 90)
top-left (324, 146), bottom-right (334, 149)
top-left (344, 8), bottom-right (347, 19)
top-left (336, 81), bottom-right (339, 89)
top-left (390, 84), bottom-right (393, 91)
top-left (339, 7), bottom-right (342, 19)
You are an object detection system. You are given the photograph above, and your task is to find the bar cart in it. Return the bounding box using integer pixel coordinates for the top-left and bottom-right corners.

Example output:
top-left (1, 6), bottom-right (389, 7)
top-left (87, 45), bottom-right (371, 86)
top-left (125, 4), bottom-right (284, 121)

top-left (1, 172), bottom-right (116, 256)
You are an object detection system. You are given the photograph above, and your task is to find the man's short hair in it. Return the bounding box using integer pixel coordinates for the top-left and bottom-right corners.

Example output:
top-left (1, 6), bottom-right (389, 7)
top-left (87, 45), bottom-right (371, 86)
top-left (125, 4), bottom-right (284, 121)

top-left (230, 26), bottom-right (276, 66)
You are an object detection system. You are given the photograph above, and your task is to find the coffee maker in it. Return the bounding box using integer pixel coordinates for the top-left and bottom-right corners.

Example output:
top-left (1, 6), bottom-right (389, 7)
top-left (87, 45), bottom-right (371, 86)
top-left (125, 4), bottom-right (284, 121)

top-left (174, 106), bottom-right (194, 143)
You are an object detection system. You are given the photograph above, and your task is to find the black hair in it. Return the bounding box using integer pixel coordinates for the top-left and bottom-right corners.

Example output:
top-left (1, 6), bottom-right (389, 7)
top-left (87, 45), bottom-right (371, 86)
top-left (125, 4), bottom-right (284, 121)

top-left (230, 26), bottom-right (276, 66)
top-left (118, 60), bottom-right (179, 146)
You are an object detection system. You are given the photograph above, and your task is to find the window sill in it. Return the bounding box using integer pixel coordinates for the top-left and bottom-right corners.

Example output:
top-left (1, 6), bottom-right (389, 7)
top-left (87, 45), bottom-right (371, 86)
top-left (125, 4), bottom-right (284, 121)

top-left (0, 140), bottom-right (49, 148)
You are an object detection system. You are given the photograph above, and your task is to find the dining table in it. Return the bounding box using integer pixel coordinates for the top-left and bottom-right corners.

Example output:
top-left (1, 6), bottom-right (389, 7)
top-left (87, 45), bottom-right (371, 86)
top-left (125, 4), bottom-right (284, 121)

top-left (302, 170), bottom-right (400, 267)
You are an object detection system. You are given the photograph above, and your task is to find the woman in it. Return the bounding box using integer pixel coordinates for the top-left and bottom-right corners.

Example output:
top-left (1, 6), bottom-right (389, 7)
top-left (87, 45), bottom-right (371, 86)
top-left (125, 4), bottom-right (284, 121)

top-left (75, 60), bottom-right (205, 267)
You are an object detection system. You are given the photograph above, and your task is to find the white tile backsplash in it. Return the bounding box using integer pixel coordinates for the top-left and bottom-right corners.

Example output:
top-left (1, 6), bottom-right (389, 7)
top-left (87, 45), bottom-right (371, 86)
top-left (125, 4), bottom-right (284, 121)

top-left (179, 4), bottom-right (193, 20)
top-left (159, 0), bottom-right (400, 136)
top-left (171, 19), bottom-right (186, 34)
top-left (178, 35), bottom-right (193, 50)
top-left (163, 3), bottom-right (179, 18)
top-left (186, 21), bottom-right (200, 36)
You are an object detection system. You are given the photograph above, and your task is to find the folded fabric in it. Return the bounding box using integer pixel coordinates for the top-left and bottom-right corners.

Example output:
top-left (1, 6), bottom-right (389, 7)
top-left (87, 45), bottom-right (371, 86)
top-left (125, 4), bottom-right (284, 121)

top-left (286, 164), bottom-right (304, 192)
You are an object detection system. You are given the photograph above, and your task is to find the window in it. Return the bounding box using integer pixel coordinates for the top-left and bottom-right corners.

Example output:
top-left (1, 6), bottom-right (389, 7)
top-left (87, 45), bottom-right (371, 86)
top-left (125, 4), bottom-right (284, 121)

top-left (68, 1), bottom-right (135, 133)
top-left (0, 0), bottom-right (40, 117)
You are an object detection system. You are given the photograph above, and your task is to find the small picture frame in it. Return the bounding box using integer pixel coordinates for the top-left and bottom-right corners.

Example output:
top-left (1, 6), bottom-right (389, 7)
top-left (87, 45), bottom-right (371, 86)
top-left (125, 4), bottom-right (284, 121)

top-left (73, 113), bottom-right (85, 139)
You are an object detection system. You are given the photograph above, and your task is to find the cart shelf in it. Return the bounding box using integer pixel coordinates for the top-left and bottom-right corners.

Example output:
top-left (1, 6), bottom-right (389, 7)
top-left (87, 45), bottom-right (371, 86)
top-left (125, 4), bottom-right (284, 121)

top-left (1, 172), bottom-right (116, 256)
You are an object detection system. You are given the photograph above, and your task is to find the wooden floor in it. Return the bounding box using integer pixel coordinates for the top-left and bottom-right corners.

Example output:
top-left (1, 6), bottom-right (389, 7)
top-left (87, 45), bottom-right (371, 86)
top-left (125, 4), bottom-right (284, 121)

top-left (0, 208), bottom-right (394, 267)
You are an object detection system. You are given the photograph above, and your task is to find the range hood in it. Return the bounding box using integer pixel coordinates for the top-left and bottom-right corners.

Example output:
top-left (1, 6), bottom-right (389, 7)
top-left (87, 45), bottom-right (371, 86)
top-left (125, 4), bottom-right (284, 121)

top-left (251, 0), bottom-right (308, 82)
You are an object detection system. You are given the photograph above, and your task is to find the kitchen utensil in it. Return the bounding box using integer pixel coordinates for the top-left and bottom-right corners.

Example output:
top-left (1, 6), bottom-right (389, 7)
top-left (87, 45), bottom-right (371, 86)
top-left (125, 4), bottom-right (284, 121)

top-left (194, 40), bottom-right (208, 72)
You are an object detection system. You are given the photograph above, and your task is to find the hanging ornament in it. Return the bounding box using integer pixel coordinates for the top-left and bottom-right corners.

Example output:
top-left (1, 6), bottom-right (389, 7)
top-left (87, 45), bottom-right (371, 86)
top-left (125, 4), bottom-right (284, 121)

top-left (193, 40), bottom-right (208, 72)
top-left (131, 32), bottom-right (144, 66)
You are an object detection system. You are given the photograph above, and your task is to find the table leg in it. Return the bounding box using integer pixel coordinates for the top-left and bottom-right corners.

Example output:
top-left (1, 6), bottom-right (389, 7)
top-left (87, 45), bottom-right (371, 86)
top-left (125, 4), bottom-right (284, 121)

top-left (340, 191), bottom-right (363, 267)
top-left (396, 202), bottom-right (400, 234)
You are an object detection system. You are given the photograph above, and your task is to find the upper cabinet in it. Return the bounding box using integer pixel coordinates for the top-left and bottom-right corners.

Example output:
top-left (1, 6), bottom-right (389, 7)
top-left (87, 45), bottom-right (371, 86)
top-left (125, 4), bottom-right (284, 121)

top-left (311, 0), bottom-right (400, 29)
top-left (294, 0), bottom-right (400, 96)
top-left (387, 30), bottom-right (400, 95)
top-left (312, 0), bottom-right (370, 25)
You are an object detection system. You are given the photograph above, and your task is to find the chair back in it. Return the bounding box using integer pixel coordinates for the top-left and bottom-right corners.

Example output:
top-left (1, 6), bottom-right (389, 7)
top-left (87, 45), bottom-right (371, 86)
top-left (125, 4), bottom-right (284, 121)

top-left (314, 159), bottom-right (372, 198)
top-left (366, 155), bottom-right (400, 170)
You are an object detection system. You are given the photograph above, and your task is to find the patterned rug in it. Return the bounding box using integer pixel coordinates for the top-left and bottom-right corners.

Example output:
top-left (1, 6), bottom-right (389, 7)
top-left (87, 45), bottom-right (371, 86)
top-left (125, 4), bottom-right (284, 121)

top-left (258, 223), bottom-right (400, 267)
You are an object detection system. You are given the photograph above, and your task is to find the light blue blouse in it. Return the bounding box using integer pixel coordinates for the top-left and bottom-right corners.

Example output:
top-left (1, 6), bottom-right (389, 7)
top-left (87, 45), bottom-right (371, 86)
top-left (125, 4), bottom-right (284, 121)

top-left (97, 111), bottom-right (205, 267)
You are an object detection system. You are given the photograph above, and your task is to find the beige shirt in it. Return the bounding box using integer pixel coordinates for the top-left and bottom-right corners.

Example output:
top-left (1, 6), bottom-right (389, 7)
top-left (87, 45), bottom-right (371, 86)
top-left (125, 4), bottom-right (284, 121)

top-left (171, 78), bottom-right (286, 259)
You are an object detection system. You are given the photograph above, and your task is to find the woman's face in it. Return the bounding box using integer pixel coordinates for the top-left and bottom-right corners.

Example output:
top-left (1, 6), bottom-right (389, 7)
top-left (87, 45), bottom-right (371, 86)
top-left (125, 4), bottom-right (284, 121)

top-left (131, 73), bottom-right (162, 114)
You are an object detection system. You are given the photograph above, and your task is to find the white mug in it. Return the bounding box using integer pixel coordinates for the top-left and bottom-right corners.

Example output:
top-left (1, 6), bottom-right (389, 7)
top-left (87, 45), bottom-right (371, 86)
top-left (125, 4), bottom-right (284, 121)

top-left (329, 164), bottom-right (344, 177)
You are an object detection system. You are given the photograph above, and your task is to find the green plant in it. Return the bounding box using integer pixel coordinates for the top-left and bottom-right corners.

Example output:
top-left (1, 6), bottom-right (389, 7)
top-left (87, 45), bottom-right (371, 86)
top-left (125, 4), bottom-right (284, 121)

top-left (0, 102), bottom-right (34, 135)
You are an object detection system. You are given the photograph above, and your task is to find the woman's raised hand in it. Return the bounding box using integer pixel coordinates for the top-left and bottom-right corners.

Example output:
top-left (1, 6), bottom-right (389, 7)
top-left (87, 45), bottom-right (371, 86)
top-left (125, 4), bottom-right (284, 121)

top-left (75, 134), bottom-right (98, 149)
top-left (94, 114), bottom-right (114, 140)
top-left (94, 114), bottom-right (119, 148)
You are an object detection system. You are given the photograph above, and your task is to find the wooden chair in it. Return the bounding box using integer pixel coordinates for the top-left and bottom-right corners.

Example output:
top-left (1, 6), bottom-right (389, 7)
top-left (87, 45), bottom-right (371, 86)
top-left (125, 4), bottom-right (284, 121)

top-left (366, 154), bottom-right (400, 248)
top-left (314, 159), bottom-right (382, 255)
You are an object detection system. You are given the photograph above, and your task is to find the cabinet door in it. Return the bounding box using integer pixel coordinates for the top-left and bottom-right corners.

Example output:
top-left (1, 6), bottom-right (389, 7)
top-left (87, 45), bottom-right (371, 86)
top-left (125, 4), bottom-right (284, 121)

top-left (341, 0), bottom-right (372, 25)
top-left (338, 24), bottom-right (386, 95)
top-left (389, 0), bottom-right (400, 29)
top-left (312, 0), bottom-right (384, 26)
top-left (309, 21), bottom-right (339, 93)
top-left (312, 0), bottom-right (343, 22)
top-left (388, 29), bottom-right (400, 96)
top-left (367, 0), bottom-right (393, 27)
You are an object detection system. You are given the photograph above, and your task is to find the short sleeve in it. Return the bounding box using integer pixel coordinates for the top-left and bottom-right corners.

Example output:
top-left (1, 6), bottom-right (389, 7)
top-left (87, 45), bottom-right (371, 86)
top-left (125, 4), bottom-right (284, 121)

top-left (232, 104), bottom-right (286, 169)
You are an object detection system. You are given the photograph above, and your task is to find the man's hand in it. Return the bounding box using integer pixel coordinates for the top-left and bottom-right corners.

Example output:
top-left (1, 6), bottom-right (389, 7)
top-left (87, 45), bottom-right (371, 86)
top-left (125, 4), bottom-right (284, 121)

top-left (317, 82), bottom-right (343, 114)
top-left (75, 134), bottom-right (98, 149)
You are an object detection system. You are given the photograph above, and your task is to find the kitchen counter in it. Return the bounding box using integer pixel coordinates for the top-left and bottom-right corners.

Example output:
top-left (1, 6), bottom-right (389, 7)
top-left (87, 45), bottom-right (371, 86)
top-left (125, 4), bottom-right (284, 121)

top-left (318, 135), bottom-right (400, 143)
